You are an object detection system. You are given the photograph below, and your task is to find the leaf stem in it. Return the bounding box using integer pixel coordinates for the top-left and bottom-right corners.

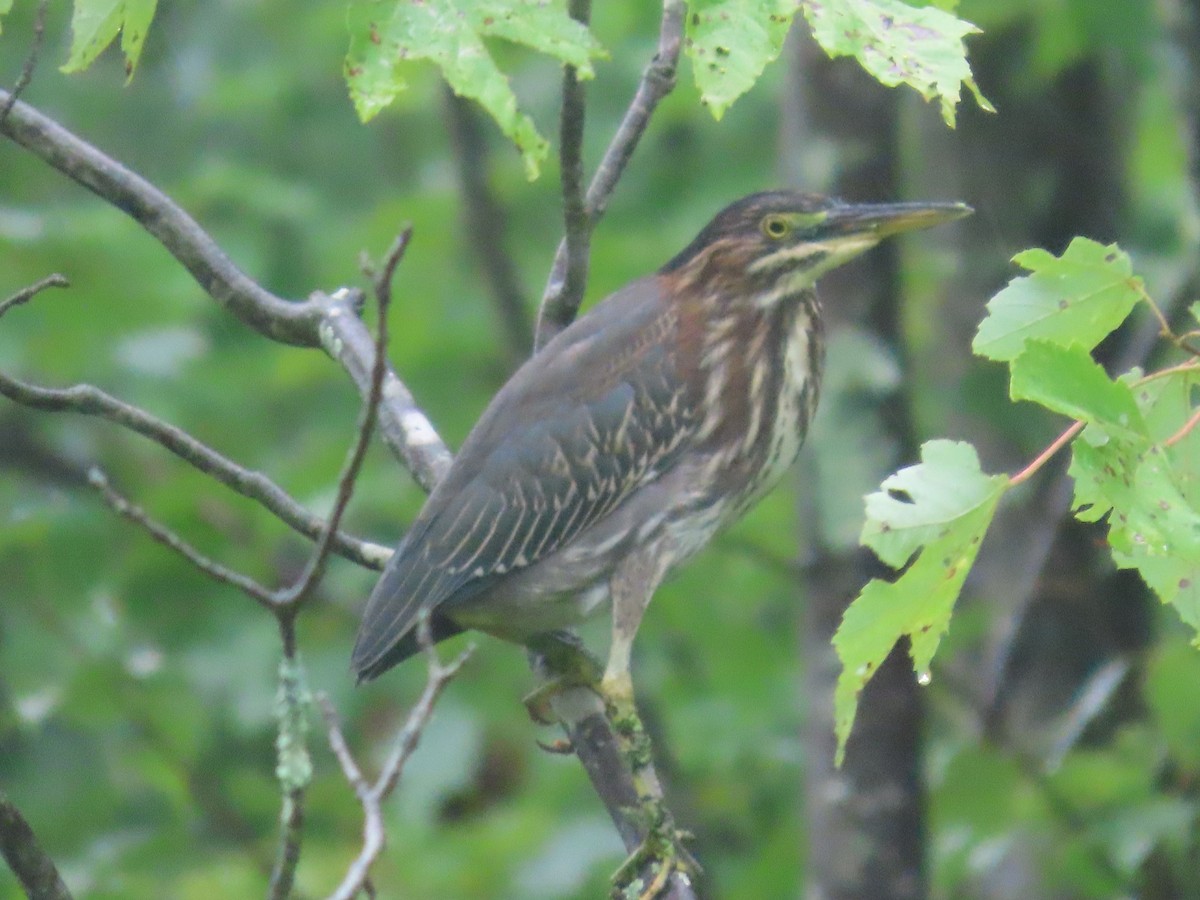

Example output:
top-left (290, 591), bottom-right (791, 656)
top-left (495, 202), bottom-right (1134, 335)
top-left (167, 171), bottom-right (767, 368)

top-left (1165, 404), bottom-right (1200, 447)
top-left (1010, 421), bottom-right (1084, 487)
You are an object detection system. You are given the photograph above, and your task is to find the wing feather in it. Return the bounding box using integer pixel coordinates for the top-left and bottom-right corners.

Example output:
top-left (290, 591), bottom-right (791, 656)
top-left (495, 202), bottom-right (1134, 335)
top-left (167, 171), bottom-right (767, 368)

top-left (352, 279), bottom-right (692, 678)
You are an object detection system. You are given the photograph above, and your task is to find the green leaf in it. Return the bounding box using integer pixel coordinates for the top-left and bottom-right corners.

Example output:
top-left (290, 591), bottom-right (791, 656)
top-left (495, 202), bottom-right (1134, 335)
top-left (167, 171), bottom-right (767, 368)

top-left (1191, 301), bottom-right (1200, 327)
top-left (345, 0), bottom-right (604, 179)
top-left (1071, 435), bottom-right (1200, 635)
top-left (61, 0), bottom-right (158, 79)
top-left (835, 440), bottom-right (1008, 763)
top-left (686, 0), bottom-right (796, 120)
top-left (973, 238), bottom-right (1144, 362)
top-left (1009, 340), bottom-right (1145, 437)
top-left (800, 0), bottom-right (993, 128)
top-left (0, 0), bottom-right (12, 35)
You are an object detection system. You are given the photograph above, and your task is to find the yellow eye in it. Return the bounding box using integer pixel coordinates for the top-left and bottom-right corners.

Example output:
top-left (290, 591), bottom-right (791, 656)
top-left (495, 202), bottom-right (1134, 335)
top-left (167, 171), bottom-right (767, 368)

top-left (761, 215), bottom-right (791, 239)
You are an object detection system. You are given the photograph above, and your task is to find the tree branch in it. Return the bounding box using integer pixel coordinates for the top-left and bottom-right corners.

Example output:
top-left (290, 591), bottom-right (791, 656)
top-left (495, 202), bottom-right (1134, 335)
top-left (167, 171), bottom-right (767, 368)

top-left (0, 790), bottom-right (74, 900)
top-left (535, 0), bottom-right (686, 347)
top-left (0, 272), bottom-right (68, 317)
top-left (0, 364), bottom-right (388, 569)
top-left (0, 0), bottom-right (50, 126)
top-left (87, 466), bottom-right (280, 609)
top-left (0, 87), bottom-right (325, 346)
top-left (313, 288), bottom-right (453, 493)
top-left (324, 615), bottom-right (475, 900)
top-left (1, 88), bottom-right (449, 493)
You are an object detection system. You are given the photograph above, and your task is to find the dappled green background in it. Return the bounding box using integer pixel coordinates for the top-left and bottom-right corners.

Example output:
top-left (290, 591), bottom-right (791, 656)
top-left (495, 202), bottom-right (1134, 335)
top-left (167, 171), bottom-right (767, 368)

top-left (2, 1), bottom-right (1199, 898)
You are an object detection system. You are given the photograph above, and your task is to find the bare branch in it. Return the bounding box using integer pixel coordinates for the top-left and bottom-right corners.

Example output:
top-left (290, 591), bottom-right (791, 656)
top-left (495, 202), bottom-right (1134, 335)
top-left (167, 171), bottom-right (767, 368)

top-left (543, 0), bottom-right (594, 354)
top-left (279, 232), bottom-right (408, 608)
top-left (532, 651), bottom-right (700, 900)
top-left (443, 90), bottom-right (531, 362)
top-left (325, 616), bottom-right (474, 900)
top-left (0, 272), bottom-right (68, 319)
top-left (0, 90), bottom-right (450, 495)
top-left (267, 649), bottom-right (315, 900)
top-left (0, 790), bottom-right (73, 900)
top-left (0, 0), bottom-right (50, 126)
top-left (536, 0), bottom-right (686, 347)
top-left (87, 466), bottom-right (280, 609)
top-left (0, 87), bottom-right (325, 346)
top-left (315, 289), bottom-right (453, 492)
top-left (267, 793), bottom-right (305, 900)
top-left (0, 364), bottom-right (387, 569)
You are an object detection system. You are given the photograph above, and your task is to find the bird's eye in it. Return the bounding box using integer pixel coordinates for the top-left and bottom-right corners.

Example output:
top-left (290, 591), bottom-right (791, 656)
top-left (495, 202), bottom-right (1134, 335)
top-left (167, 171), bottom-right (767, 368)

top-left (761, 215), bottom-right (791, 239)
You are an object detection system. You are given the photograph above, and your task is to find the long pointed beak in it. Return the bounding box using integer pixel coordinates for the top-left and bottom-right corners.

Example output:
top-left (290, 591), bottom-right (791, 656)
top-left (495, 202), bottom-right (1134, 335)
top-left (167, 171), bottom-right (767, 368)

top-left (823, 201), bottom-right (973, 239)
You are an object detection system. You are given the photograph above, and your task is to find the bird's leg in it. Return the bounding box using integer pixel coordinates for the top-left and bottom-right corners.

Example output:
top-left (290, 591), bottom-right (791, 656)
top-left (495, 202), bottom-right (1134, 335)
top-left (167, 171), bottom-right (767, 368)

top-left (523, 630), bottom-right (604, 725)
top-left (603, 550), bottom-right (699, 897)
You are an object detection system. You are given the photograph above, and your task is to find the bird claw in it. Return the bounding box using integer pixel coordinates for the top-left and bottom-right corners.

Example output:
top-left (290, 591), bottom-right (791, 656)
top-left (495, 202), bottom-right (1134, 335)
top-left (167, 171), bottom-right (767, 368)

top-left (535, 736), bottom-right (575, 755)
top-left (522, 681), bottom-right (563, 725)
top-left (610, 818), bottom-right (700, 900)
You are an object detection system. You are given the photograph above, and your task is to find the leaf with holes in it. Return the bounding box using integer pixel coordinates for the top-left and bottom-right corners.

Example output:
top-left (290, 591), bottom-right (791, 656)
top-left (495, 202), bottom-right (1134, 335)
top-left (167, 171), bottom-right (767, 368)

top-left (973, 238), bottom-right (1143, 362)
top-left (345, 0), bottom-right (604, 179)
top-left (686, 0), bottom-right (797, 120)
top-left (800, 0), bottom-right (992, 128)
top-left (835, 440), bottom-right (1008, 763)
top-left (61, 0), bottom-right (158, 80)
top-left (1071, 367), bottom-right (1200, 635)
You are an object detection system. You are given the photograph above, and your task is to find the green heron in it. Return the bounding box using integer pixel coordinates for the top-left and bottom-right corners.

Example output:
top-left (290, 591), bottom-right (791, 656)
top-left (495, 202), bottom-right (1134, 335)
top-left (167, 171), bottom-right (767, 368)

top-left (353, 191), bottom-right (969, 702)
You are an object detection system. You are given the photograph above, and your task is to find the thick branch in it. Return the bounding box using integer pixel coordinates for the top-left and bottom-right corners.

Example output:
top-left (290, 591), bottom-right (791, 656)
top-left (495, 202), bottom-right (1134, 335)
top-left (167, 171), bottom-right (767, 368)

top-left (0, 790), bottom-right (74, 900)
top-left (0, 87), bottom-right (325, 346)
top-left (314, 289), bottom-right (453, 493)
top-left (0, 88), bottom-right (448, 499)
top-left (535, 0), bottom-right (686, 347)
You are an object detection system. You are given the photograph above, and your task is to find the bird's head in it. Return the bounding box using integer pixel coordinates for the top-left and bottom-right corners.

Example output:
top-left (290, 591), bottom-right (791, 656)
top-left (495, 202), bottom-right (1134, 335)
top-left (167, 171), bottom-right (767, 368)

top-left (661, 191), bottom-right (972, 309)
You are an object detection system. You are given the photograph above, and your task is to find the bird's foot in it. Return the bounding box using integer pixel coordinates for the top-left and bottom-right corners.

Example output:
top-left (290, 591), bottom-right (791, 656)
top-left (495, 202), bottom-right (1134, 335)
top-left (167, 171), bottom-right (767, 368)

top-left (523, 638), bottom-right (604, 725)
top-left (610, 807), bottom-right (699, 900)
top-left (599, 672), bottom-right (700, 898)
top-left (535, 736), bottom-right (575, 755)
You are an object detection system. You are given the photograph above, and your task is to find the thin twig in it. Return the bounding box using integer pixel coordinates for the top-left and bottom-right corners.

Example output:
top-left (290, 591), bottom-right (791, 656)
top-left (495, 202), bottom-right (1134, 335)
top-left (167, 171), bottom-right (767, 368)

top-left (1165, 403), bottom-right (1200, 446)
top-left (0, 89), bottom-right (446, 493)
top-left (442, 90), bottom-right (531, 361)
top-left (1009, 421), bottom-right (1085, 487)
top-left (0, 273), bottom-right (68, 319)
top-left (314, 289), bottom-right (453, 493)
top-left (0, 790), bottom-right (73, 900)
top-left (87, 466), bottom-right (279, 609)
top-left (549, 0), bottom-right (593, 352)
top-left (0, 0), bottom-right (50, 126)
top-left (325, 616), bottom-right (474, 900)
top-left (0, 367), bottom-right (387, 569)
top-left (535, 0), bottom-right (686, 348)
top-left (278, 232), bottom-right (409, 608)
top-left (1135, 280), bottom-right (1200, 357)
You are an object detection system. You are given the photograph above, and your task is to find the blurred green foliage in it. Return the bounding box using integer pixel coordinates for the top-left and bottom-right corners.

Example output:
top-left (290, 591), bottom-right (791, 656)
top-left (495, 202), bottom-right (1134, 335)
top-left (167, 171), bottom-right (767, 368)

top-left (1, 1), bottom-right (1199, 898)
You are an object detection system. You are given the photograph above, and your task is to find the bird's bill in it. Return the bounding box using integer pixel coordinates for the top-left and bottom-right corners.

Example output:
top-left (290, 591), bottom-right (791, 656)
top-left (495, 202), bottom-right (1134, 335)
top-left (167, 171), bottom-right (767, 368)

top-left (823, 200), bottom-right (973, 239)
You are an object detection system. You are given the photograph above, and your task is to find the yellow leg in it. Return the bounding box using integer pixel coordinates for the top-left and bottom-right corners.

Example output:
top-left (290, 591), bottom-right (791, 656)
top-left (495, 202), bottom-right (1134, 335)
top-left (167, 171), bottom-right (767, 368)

top-left (600, 550), bottom-right (699, 898)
